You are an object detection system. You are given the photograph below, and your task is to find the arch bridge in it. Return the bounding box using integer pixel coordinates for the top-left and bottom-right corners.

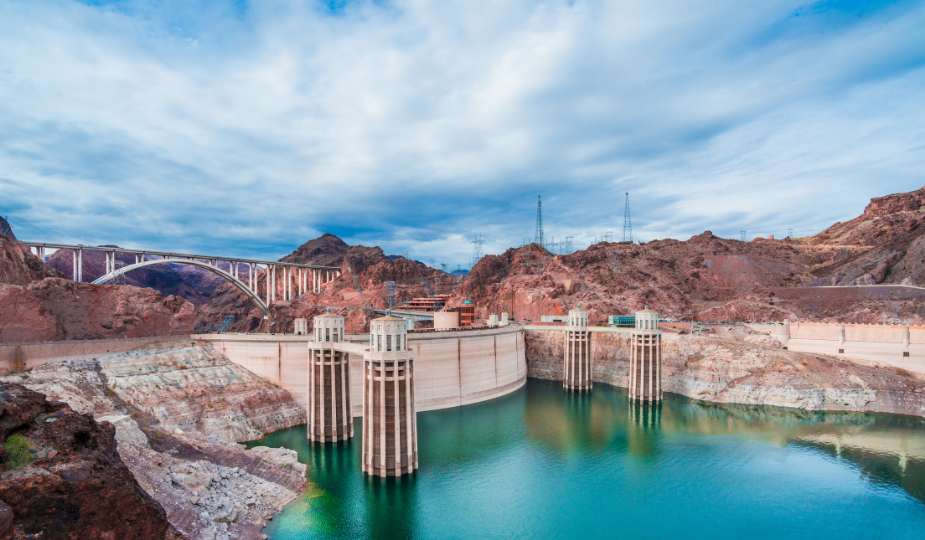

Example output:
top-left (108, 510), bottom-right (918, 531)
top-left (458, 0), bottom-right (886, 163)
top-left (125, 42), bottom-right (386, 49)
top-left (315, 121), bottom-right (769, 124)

top-left (24, 242), bottom-right (342, 317)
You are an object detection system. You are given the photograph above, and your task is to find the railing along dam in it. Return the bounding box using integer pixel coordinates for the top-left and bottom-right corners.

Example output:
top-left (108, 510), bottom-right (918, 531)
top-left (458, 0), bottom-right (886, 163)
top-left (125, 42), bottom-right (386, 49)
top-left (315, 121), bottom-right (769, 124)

top-left (194, 324), bottom-right (527, 415)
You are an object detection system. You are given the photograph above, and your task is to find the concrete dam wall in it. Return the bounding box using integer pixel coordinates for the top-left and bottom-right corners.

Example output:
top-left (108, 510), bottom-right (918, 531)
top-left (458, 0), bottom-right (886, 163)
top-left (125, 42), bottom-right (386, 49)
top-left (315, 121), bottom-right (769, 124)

top-left (772, 322), bottom-right (925, 375)
top-left (195, 324), bottom-right (527, 416)
top-left (0, 336), bottom-right (192, 371)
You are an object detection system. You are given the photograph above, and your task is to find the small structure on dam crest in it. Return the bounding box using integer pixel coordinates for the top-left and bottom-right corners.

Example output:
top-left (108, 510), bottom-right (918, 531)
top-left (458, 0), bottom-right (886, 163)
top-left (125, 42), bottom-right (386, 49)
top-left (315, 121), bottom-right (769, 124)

top-left (363, 314), bottom-right (418, 477)
top-left (630, 307), bottom-right (662, 402)
top-left (564, 308), bottom-right (592, 391)
top-left (308, 310), bottom-right (353, 443)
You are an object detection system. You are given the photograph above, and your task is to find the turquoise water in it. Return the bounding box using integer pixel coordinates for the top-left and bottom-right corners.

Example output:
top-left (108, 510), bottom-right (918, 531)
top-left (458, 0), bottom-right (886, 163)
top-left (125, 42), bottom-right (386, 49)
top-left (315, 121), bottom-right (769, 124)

top-left (250, 380), bottom-right (925, 539)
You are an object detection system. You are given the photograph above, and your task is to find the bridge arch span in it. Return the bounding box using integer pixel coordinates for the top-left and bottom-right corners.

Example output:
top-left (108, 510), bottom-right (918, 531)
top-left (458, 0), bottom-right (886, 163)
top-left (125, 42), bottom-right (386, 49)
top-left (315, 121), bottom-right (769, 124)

top-left (91, 258), bottom-right (269, 317)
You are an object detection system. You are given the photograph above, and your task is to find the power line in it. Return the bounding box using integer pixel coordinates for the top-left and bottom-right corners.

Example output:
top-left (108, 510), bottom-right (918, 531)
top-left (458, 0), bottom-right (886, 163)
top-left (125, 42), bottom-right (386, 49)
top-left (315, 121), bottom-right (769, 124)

top-left (8, 215), bottom-right (67, 243)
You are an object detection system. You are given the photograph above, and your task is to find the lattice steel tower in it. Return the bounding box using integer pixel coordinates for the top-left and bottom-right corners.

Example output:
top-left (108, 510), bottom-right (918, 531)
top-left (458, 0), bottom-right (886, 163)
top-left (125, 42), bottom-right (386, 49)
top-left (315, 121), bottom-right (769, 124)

top-left (622, 193), bottom-right (633, 243)
top-left (535, 196), bottom-right (545, 247)
top-left (471, 235), bottom-right (485, 269)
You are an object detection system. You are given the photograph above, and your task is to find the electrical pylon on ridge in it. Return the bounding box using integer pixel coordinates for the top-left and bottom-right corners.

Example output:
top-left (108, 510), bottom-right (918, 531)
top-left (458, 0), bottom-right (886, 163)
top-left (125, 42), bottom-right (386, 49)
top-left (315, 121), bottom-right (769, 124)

top-left (623, 193), bottom-right (633, 243)
top-left (471, 235), bottom-right (485, 269)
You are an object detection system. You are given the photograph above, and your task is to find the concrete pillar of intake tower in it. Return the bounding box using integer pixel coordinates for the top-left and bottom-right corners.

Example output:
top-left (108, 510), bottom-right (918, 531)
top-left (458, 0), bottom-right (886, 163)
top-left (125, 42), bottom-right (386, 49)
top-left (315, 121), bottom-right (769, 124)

top-left (308, 310), bottom-right (352, 443)
top-left (363, 314), bottom-right (418, 477)
top-left (563, 308), bottom-right (592, 391)
top-left (629, 306), bottom-right (661, 402)
top-left (294, 318), bottom-right (308, 335)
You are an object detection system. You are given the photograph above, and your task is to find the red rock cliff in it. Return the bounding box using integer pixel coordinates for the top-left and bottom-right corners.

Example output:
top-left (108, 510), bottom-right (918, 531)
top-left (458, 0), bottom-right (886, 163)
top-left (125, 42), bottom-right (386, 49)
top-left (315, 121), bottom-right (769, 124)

top-left (0, 383), bottom-right (176, 539)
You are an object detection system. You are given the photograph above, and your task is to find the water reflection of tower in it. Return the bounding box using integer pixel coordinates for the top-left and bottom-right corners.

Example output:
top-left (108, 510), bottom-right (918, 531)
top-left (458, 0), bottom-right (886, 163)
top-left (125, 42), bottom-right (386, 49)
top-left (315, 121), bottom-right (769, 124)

top-left (564, 308), bottom-right (592, 391)
top-left (308, 310), bottom-right (353, 443)
top-left (629, 399), bottom-right (662, 430)
top-left (629, 307), bottom-right (662, 402)
top-left (627, 399), bottom-right (662, 459)
top-left (363, 314), bottom-right (418, 477)
top-left (364, 473), bottom-right (418, 540)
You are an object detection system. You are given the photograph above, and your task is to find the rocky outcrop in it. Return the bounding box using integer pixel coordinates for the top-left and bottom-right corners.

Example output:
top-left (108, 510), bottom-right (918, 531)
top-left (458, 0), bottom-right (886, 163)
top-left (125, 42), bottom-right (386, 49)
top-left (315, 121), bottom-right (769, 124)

top-left (341, 245), bottom-right (386, 277)
top-left (279, 233), bottom-right (350, 267)
top-left (0, 217), bottom-right (15, 242)
top-left (2, 345), bottom-right (309, 540)
top-left (0, 383), bottom-right (174, 539)
top-left (0, 237), bottom-right (64, 287)
top-left (525, 329), bottom-right (925, 417)
top-left (20, 278), bottom-right (196, 341)
top-left (8, 346), bottom-right (305, 443)
top-left (117, 423), bottom-right (305, 540)
top-left (0, 285), bottom-right (58, 343)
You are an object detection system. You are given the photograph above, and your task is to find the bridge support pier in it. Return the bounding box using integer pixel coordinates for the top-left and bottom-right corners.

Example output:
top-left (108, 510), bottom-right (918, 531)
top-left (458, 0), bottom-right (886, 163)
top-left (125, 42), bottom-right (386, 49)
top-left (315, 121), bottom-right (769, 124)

top-left (308, 311), bottom-right (352, 443)
top-left (563, 309), bottom-right (592, 391)
top-left (363, 314), bottom-right (418, 477)
top-left (629, 307), bottom-right (662, 402)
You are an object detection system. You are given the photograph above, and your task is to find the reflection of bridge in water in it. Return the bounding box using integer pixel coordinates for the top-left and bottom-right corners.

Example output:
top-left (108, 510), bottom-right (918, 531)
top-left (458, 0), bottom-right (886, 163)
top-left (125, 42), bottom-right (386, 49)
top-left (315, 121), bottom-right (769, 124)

top-left (24, 242), bottom-right (341, 317)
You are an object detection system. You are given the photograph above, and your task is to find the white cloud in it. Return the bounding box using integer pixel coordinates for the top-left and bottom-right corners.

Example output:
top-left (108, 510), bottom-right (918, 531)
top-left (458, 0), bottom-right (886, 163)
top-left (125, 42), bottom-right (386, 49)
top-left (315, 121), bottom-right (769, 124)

top-left (1, 0), bottom-right (923, 267)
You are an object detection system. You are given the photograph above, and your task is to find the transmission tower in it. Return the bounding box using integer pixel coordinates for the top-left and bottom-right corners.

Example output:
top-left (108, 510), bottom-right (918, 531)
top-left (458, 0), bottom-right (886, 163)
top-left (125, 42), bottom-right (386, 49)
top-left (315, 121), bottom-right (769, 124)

top-left (112, 258), bottom-right (128, 285)
top-left (788, 228), bottom-right (793, 238)
top-left (740, 231), bottom-right (747, 242)
top-left (565, 236), bottom-right (573, 253)
top-left (622, 193), bottom-right (633, 243)
top-left (471, 235), bottom-right (485, 268)
top-left (535, 196), bottom-right (544, 246)
top-left (384, 281), bottom-right (397, 308)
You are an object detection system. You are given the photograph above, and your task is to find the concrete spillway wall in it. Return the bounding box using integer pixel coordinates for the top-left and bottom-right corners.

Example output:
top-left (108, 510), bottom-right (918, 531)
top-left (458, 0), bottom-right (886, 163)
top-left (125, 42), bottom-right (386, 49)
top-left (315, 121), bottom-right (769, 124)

top-left (195, 324), bottom-right (527, 416)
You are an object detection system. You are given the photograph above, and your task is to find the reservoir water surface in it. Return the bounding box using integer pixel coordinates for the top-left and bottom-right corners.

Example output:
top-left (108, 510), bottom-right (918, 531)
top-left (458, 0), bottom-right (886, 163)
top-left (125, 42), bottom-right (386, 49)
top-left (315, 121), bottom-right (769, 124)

top-left (250, 379), bottom-right (925, 539)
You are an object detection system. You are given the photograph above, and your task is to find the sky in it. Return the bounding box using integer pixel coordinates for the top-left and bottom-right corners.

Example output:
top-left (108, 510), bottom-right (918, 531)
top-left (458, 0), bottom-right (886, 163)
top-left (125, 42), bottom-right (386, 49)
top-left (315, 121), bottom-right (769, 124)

top-left (1, 0), bottom-right (924, 268)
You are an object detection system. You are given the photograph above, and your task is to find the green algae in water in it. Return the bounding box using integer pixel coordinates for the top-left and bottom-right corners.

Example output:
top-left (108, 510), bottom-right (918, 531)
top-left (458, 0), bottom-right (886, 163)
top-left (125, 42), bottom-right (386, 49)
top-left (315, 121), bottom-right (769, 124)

top-left (250, 380), bottom-right (925, 539)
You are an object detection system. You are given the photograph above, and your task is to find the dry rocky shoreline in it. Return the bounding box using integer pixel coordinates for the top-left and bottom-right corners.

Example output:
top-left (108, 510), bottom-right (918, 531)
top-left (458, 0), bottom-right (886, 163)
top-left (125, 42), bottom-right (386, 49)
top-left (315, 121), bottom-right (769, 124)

top-left (1, 345), bottom-right (308, 540)
top-left (526, 325), bottom-right (925, 417)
